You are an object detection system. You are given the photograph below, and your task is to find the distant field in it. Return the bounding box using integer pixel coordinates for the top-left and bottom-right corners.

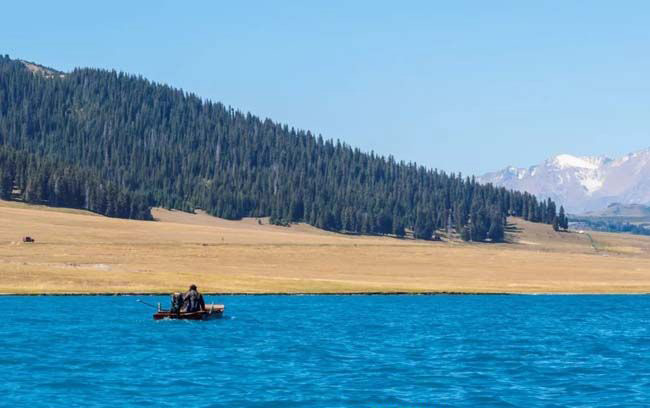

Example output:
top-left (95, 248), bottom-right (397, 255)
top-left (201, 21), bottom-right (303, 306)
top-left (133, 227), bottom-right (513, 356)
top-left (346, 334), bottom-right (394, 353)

top-left (572, 204), bottom-right (650, 235)
top-left (2, 200), bottom-right (650, 294)
top-left (575, 216), bottom-right (650, 226)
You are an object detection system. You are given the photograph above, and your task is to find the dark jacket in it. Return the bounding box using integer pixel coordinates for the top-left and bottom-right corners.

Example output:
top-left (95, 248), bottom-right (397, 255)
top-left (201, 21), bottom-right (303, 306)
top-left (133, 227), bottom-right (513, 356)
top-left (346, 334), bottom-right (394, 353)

top-left (181, 289), bottom-right (205, 313)
top-left (170, 293), bottom-right (183, 313)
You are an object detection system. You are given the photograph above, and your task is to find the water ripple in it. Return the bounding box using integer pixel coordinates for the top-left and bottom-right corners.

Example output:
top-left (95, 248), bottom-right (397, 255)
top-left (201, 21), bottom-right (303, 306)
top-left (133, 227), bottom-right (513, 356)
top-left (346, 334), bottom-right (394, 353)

top-left (1, 295), bottom-right (650, 407)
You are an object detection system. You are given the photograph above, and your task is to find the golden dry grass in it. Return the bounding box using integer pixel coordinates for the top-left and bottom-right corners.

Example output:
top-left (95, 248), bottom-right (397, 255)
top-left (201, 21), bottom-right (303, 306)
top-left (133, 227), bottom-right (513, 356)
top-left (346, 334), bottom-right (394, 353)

top-left (2, 200), bottom-right (650, 294)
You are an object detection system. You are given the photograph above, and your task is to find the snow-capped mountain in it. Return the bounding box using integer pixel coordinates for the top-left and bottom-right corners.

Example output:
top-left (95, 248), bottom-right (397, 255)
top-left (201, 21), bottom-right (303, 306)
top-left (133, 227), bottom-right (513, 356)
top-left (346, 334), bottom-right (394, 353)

top-left (479, 149), bottom-right (650, 214)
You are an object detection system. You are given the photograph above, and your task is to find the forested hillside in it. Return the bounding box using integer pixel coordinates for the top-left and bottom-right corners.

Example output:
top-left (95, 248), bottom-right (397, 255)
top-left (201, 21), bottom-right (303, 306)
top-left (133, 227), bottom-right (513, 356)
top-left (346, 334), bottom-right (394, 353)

top-left (0, 55), bottom-right (558, 241)
top-left (0, 145), bottom-right (152, 220)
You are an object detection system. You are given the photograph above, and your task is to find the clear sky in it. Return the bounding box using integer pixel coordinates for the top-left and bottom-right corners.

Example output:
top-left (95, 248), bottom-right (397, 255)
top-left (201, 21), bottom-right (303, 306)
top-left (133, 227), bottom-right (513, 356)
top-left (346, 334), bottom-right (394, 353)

top-left (3, 1), bottom-right (650, 175)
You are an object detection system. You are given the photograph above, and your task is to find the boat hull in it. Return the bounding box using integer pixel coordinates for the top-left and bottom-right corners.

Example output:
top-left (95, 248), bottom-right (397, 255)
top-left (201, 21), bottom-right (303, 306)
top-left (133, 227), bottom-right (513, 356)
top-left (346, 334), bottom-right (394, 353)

top-left (153, 304), bottom-right (224, 320)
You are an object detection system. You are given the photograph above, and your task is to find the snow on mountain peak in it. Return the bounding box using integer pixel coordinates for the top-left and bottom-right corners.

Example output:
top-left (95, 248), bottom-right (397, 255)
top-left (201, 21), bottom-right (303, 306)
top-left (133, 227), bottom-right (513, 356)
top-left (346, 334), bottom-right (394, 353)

top-left (543, 154), bottom-right (605, 194)
top-left (551, 154), bottom-right (601, 170)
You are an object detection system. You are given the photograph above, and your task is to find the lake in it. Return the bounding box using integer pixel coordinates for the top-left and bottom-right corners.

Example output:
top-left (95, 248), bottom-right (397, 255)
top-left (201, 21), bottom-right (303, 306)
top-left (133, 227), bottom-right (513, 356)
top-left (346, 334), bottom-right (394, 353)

top-left (1, 295), bottom-right (649, 407)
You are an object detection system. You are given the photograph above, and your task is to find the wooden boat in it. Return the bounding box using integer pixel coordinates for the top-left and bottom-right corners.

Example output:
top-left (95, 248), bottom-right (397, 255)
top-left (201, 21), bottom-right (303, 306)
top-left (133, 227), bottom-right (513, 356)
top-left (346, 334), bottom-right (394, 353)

top-left (153, 303), bottom-right (224, 320)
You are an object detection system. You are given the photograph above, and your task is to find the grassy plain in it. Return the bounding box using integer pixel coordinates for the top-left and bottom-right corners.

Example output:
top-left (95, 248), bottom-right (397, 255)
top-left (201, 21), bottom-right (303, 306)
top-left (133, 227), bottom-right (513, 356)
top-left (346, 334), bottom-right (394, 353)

top-left (2, 200), bottom-right (650, 294)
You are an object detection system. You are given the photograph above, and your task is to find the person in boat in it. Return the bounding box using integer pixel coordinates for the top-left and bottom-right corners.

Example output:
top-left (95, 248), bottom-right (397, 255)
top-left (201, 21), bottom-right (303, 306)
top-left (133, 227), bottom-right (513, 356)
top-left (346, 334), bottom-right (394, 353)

top-left (170, 292), bottom-right (183, 313)
top-left (181, 284), bottom-right (205, 313)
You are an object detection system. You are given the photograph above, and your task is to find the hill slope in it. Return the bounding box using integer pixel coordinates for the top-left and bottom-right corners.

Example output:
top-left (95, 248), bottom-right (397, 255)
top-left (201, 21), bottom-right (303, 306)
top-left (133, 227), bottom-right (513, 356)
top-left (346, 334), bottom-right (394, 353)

top-left (0, 55), bottom-right (557, 241)
top-left (2, 200), bottom-right (650, 294)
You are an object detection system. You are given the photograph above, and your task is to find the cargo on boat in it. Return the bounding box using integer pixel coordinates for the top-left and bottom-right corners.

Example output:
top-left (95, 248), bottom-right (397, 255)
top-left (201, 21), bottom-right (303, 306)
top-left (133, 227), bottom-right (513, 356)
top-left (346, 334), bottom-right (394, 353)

top-left (153, 304), bottom-right (224, 320)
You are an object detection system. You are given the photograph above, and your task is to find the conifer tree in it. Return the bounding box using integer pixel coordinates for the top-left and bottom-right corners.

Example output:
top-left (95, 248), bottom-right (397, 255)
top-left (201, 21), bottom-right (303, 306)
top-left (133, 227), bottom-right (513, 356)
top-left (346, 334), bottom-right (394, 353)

top-left (488, 210), bottom-right (505, 242)
top-left (552, 216), bottom-right (560, 231)
top-left (559, 206), bottom-right (569, 230)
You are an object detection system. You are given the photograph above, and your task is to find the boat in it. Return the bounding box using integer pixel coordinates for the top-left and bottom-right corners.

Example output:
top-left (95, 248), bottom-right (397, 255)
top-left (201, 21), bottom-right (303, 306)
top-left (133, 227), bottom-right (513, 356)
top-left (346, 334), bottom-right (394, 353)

top-left (153, 303), bottom-right (225, 320)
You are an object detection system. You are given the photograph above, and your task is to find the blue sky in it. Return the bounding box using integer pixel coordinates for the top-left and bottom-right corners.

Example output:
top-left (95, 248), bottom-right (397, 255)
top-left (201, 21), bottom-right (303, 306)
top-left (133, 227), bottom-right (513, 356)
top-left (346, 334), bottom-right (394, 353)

top-left (3, 1), bottom-right (650, 175)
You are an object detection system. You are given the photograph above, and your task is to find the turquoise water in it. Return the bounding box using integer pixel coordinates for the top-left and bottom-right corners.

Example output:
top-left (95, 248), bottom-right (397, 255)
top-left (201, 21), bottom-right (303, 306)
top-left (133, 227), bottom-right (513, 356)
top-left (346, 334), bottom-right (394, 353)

top-left (2, 295), bottom-right (650, 407)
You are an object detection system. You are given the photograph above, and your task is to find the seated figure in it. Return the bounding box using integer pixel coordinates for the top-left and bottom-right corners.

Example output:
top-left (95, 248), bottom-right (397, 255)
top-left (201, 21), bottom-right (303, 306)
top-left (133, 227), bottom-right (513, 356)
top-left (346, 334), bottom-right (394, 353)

top-left (170, 292), bottom-right (183, 313)
top-left (181, 284), bottom-right (205, 313)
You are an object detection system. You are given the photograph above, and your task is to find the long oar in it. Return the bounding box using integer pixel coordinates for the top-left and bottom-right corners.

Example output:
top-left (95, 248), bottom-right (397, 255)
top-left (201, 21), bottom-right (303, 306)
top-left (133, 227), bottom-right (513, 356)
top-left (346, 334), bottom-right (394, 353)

top-left (136, 299), bottom-right (157, 309)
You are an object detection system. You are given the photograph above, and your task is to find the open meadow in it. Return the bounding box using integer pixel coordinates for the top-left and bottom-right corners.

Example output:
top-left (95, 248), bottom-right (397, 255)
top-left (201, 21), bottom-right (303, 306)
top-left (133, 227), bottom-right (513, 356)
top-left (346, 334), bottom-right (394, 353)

top-left (2, 200), bottom-right (650, 294)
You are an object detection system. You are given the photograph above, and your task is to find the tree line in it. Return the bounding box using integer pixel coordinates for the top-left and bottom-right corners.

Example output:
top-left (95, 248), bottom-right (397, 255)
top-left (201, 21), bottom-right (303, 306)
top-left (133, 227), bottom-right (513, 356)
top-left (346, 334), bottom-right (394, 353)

top-left (570, 216), bottom-right (650, 237)
top-left (0, 145), bottom-right (152, 220)
top-left (0, 55), bottom-right (560, 241)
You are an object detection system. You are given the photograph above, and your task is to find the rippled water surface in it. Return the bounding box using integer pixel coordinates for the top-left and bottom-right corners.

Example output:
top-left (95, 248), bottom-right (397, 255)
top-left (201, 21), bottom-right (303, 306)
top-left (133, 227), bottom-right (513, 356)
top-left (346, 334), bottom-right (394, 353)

top-left (2, 295), bottom-right (650, 407)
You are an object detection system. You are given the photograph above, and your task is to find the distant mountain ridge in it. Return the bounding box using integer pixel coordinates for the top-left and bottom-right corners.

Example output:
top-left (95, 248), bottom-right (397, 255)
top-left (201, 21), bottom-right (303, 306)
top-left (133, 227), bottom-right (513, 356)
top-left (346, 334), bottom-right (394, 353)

top-left (584, 203), bottom-right (650, 218)
top-left (480, 149), bottom-right (650, 214)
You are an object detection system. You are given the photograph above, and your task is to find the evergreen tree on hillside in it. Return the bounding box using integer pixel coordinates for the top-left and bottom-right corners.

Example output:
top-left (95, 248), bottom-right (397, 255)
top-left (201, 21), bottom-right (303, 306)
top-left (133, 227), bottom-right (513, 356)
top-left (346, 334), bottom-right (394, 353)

top-left (0, 166), bottom-right (13, 199)
top-left (392, 219), bottom-right (406, 237)
top-left (0, 146), bottom-right (152, 219)
top-left (460, 225), bottom-right (472, 241)
top-left (558, 206), bottom-right (569, 231)
top-left (487, 209), bottom-right (505, 242)
top-left (414, 210), bottom-right (434, 240)
top-left (552, 216), bottom-right (560, 231)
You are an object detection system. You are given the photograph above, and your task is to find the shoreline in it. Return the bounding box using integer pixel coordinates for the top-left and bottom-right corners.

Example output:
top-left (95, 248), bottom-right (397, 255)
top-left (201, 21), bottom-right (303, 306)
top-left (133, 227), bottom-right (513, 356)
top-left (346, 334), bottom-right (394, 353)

top-left (1, 291), bottom-right (649, 296)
